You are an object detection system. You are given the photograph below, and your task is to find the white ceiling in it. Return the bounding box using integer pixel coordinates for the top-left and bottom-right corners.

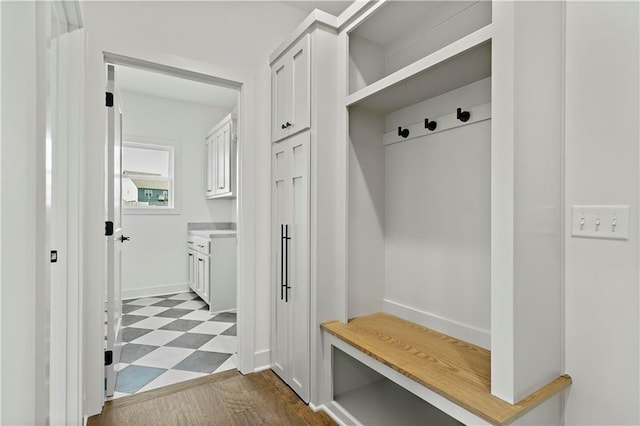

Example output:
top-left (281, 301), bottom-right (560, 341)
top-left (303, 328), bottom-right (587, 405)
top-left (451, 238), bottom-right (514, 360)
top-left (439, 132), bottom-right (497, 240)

top-left (281, 1), bottom-right (354, 17)
top-left (116, 65), bottom-right (238, 110)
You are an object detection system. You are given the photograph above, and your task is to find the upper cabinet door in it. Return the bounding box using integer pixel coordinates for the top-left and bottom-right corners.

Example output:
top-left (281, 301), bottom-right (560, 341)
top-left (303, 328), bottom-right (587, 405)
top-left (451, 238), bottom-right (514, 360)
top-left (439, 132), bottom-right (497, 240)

top-left (272, 56), bottom-right (289, 142)
top-left (205, 114), bottom-right (236, 199)
top-left (289, 34), bottom-right (311, 137)
top-left (271, 34), bottom-right (311, 143)
top-left (205, 137), bottom-right (216, 198)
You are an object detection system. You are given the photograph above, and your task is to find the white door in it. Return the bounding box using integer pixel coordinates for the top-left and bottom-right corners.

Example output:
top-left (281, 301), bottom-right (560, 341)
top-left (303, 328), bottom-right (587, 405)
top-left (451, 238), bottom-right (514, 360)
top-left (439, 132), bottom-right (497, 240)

top-left (105, 64), bottom-right (127, 397)
top-left (271, 132), bottom-right (310, 403)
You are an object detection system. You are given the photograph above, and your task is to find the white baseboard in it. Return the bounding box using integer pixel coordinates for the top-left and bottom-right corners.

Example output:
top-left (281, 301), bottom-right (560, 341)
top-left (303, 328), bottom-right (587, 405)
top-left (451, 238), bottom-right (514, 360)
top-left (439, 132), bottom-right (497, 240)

top-left (323, 401), bottom-right (356, 426)
top-left (122, 283), bottom-right (190, 300)
top-left (383, 299), bottom-right (490, 349)
top-left (253, 349), bottom-right (271, 372)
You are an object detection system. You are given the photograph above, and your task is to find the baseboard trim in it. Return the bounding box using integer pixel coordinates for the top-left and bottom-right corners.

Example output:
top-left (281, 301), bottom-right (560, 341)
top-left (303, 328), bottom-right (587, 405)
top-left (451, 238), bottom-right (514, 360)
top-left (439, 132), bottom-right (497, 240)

top-left (253, 349), bottom-right (271, 372)
top-left (383, 299), bottom-right (490, 349)
top-left (322, 401), bottom-right (356, 426)
top-left (122, 283), bottom-right (190, 300)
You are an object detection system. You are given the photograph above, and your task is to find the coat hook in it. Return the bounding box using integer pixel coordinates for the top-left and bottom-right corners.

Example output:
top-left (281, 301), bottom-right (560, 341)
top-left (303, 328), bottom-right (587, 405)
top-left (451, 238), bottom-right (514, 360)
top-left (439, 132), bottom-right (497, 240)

top-left (457, 107), bottom-right (470, 123)
top-left (424, 118), bottom-right (437, 131)
top-left (398, 126), bottom-right (410, 138)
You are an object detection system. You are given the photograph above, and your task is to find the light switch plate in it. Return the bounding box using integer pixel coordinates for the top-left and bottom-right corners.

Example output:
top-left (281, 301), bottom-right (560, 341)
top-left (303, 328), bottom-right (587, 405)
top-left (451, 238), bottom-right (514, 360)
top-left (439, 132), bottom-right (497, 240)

top-left (571, 205), bottom-right (630, 240)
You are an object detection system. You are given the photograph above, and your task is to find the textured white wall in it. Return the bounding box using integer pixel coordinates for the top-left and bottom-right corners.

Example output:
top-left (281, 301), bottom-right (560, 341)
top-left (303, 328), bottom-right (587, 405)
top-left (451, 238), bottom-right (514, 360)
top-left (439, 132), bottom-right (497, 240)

top-left (565, 2), bottom-right (640, 424)
top-left (1, 3), bottom-right (37, 424)
top-left (119, 90), bottom-right (232, 296)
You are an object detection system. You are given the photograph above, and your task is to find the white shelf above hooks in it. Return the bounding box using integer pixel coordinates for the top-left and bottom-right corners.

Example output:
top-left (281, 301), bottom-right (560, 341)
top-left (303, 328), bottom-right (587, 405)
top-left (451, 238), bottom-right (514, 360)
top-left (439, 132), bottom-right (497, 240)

top-left (383, 102), bottom-right (491, 146)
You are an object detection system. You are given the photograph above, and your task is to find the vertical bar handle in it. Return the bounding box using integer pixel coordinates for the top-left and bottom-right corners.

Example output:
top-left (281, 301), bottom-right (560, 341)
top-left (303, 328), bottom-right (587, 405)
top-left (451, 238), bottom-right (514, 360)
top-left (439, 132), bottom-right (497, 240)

top-left (280, 224), bottom-right (284, 300)
top-left (285, 224), bottom-right (289, 303)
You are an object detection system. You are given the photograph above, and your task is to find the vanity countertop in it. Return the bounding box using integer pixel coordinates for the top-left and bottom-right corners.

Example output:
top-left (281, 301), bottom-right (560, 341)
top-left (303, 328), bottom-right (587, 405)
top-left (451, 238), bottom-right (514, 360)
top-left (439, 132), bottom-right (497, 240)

top-left (188, 229), bottom-right (237, 239)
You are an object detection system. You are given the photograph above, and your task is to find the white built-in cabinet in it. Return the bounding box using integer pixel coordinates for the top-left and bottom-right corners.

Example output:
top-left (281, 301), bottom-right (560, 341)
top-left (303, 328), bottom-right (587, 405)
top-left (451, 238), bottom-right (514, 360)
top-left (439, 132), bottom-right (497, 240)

top-left (271, 131), bottom-right (310, 403)
top-left (187, 236), bottom-right (210, 303)
top-left (187, 234), bottom-right (237, 314)
top-left (206, 114), bottom-right (236, 199)
top-left (269, 16), bottom-right (340, 405)
top-left (319, 0), bottom-right (567, 424)
top-left (271, 34), bottom-right (311, 142)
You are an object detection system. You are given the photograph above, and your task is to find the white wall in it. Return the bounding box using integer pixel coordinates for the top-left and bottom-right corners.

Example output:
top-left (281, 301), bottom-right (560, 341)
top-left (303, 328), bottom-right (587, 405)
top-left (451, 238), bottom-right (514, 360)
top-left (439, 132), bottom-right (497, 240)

top-left (565, 2), bottom-right (640, 424)
top-left (0, 3), bottom-right (38, 424)
top-left (81, 1), bottom-right (306, 416)
top-left (119, 90), bottom-right (233, 297)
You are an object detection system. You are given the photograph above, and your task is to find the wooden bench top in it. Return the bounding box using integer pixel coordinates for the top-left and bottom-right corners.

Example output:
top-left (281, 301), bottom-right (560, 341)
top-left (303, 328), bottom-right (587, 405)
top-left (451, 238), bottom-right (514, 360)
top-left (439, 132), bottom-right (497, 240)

top-left (322, 312), bottom-right (571, 425)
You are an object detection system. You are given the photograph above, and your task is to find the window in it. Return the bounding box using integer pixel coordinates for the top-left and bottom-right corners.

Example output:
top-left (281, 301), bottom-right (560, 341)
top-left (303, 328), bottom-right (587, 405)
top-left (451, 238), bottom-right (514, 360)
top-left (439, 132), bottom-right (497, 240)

top-left (121, 141), bottom-right (176, 212)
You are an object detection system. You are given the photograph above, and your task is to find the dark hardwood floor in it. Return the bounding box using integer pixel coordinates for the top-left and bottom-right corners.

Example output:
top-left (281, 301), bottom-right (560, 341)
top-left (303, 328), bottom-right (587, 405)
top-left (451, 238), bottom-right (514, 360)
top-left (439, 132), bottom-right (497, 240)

top-left (88, 369), bottom-right (336, 425)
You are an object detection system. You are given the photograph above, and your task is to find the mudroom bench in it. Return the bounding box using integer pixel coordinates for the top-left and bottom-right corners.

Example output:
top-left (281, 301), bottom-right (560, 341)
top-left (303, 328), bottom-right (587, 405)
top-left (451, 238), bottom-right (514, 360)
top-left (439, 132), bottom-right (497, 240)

top-left (321, 313), bottom-right (571, 425)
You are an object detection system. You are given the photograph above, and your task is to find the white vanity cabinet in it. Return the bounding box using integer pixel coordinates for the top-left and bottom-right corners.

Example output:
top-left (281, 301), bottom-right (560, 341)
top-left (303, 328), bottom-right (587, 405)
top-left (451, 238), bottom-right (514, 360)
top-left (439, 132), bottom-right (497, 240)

top-left (206, 114), bottom-right (236, 199)
top-left (271, 34), bottom-right (311, 142)
top-left (187, 231), bottom-right (237, 314)
top-left (187, 236), bottom-right (210, 303)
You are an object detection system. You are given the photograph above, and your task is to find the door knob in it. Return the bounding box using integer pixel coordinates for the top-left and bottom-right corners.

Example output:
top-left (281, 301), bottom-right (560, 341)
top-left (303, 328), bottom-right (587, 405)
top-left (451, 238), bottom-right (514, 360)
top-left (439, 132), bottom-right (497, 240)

top-left (119, 235), bottom-right (130, 243)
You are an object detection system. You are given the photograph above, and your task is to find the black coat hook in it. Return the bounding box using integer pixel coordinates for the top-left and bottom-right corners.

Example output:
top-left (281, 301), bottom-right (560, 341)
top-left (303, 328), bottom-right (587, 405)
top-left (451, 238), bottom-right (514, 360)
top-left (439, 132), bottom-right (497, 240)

top-left (398, 126), bottom-right (410, 138)
top-left (424, 118), bottom-right (437, 131)
top-left (457, 108), bottom-right (470, 122)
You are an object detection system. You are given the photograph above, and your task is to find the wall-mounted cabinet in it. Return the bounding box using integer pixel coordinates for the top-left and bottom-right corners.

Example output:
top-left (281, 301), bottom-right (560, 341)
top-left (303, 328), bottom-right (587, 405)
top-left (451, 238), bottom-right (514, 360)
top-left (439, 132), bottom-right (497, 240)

top-left (206, 113), bottom-right (236, 199)
top-left (271, 34), bottom-right (311, 142)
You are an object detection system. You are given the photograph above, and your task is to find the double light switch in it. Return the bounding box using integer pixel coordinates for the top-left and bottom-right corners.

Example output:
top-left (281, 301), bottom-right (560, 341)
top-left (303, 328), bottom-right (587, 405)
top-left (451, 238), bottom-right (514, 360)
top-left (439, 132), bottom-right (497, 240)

top-left (571, 205), bottom-right (630, 240)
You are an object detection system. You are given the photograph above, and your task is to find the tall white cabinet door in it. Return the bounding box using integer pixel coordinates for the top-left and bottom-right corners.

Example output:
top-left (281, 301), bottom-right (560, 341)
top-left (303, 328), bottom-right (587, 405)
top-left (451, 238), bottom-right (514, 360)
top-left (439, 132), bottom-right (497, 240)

top-left (286, 132), bottom-right (310, 403)
top-left (205, 137), bottom-right (215, 197)
top-left (272, 141), bottom-right (289, 380)
top-left (271, 132), bottom-right (311, 403)
top-left (216, 121), bottom-right (231, 195)
top-left (289, 35), bottom-right (311, 137)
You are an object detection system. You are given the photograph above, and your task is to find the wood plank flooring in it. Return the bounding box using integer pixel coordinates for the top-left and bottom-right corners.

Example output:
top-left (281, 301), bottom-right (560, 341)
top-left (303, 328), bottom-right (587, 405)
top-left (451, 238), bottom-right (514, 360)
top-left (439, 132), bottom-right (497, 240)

top-left (88, 369), bottom-right (336, 426)
top-left (322, 312), bottom-right (572, 425)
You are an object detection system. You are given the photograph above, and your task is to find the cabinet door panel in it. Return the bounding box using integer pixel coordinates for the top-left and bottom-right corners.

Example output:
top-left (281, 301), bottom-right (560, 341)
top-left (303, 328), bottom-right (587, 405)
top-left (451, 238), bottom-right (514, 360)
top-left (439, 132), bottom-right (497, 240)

top-left (290, 34), bottom-right (311, 137)
top-left (272, 57), bottom-right (288, 142)
top-left (217, 122), bottom-right (231, 194)
top-left (206, 138), bottom-right (215, 197)
top-left (287, 134), bottom-right (310, 403)
top-left (188, 249), bottom-right (196, 292)
top-left (272, 142), bottom-right (289, 379)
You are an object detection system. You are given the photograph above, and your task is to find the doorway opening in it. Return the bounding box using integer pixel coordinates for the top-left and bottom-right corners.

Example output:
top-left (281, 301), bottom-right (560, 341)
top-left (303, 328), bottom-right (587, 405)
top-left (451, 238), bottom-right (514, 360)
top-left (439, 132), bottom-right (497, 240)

top-left (103, 59), bottom-right (243, 399)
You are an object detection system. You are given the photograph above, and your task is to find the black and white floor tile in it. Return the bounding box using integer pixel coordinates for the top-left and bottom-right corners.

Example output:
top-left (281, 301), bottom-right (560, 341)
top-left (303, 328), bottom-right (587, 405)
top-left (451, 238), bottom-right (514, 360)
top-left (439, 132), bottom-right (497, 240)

top-left (113, 292), bottom-right (237, 398)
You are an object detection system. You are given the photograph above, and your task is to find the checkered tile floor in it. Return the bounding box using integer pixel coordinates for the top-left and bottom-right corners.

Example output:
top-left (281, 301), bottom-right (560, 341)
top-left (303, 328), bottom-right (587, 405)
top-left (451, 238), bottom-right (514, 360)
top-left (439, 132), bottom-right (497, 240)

top-left (113, 291), bottom-right (237, 398)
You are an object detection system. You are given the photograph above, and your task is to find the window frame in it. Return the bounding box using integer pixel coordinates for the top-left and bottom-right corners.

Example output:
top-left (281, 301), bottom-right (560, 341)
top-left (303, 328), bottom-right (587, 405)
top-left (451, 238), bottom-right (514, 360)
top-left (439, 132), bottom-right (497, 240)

top-left (121, 136), bottom-right (181, 215)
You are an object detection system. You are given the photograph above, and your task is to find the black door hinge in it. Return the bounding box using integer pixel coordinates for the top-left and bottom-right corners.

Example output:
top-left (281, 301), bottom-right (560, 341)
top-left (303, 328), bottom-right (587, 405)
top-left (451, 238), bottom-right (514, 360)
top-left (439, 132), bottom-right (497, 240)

top-left (105, 221), bottom-right (114, 236)
top-left (50, 250), bottom-right (58, 263)
top-left (106, 92), bottom-right (114, 107)
top-left (105, 350), bottom-right (113, 366)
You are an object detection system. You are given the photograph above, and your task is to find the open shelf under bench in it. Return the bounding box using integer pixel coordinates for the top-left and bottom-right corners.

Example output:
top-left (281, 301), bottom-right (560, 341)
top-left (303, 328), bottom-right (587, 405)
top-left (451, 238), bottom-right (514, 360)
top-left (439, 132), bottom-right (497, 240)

top-left (322, 313), bottom-right (571, 425)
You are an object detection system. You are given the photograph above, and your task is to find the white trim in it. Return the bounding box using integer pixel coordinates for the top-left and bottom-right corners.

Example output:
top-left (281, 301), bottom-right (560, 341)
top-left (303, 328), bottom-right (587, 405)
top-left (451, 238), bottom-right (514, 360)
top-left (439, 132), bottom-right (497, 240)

top-left (383, 299), bottom-right (490, 350)
top-left (268, 9), bottom-right (338, 64)
top-left (121, 135), bottom-right (180, 214)
top-left (83, 48), bottom-right (256, 415)
top-left (253, 349), bottom-right (271, 372)
top-left (122, 283), bottom-right (190, 300)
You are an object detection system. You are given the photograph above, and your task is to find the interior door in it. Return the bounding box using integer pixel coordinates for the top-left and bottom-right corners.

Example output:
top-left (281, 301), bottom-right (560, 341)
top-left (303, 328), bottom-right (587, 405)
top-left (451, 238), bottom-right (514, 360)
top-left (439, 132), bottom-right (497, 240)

top-left (105, 64), bottom-right (125, 397)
